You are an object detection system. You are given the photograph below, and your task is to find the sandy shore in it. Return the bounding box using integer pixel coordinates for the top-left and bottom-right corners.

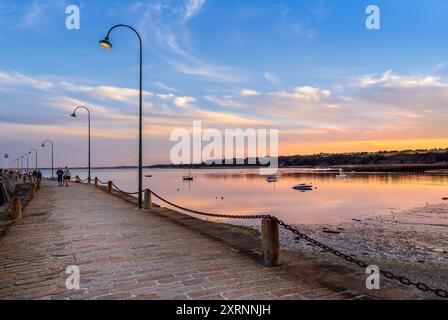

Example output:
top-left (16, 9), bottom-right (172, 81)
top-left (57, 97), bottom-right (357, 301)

top-left (244, 203), bottom-right (448, 292)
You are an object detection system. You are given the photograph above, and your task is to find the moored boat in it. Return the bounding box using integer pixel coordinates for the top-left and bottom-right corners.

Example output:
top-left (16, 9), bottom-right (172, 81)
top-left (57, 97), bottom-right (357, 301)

top-left (293, 183), bottom-right (313, 191)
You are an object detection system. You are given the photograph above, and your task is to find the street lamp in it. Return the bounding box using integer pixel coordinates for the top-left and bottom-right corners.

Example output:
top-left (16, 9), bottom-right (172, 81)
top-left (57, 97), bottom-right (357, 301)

top-left (14, 158), bottom-right (20, 173)
top-left (71, 106), bottom-right (91, 184)
top-left (21, 153), bottom-right (29, 172)
top-left (29, 148), bottom-right (38, 171)
top-left (99, 24), bottom-right (144, 208)
top-left (42, 140), bottom-right (54, 180)
top-left (3, 153), bottom-right (9, 171)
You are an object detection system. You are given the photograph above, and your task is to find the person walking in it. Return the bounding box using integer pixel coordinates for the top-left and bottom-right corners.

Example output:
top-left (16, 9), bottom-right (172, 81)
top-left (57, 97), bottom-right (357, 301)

top-left (64, 167), bottom-right (71, 187)
top-left (56, 167), bottom-right (64, 187)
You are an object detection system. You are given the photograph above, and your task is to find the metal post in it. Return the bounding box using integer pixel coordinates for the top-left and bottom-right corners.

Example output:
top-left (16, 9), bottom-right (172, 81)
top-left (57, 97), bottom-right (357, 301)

top-left (100, 24), bottom-right (144, 209)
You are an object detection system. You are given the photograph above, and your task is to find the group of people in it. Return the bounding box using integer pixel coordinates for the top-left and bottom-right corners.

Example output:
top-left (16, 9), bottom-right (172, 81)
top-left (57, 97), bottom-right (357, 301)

top-left (5, 169), bottom-right (43, 183)
top-left (56, 167), bottom-right (72, 187)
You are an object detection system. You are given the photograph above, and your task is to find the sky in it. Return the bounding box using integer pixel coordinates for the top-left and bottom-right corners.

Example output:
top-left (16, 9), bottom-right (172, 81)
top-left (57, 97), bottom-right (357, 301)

top-left (1, 0), bottom-right (448, 168)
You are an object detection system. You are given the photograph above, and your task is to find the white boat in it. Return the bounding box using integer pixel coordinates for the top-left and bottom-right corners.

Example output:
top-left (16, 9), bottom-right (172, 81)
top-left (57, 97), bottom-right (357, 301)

top-left (293, 183), bottom-right (313, 190)
top-left (336, 169), bottom-right (348, 179)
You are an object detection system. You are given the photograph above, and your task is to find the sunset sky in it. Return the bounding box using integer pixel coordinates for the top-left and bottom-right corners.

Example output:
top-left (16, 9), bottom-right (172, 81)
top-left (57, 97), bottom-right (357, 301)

top-left (1, 0), bottom-right (448, 168)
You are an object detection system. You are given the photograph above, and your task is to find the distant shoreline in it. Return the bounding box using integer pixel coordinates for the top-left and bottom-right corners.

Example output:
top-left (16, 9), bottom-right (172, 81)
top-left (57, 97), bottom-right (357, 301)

top-left (30, 163), bottom-right (448, 173)
top-left (8, 149), bottom-right (448, 172)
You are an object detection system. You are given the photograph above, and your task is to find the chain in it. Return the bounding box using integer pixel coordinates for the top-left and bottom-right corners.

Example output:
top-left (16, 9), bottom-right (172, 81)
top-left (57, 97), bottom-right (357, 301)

top-left (111, 182), bottom-right (140, 195)
top-left (150, 190), bottom-right (272, 220)
top-left (96, 178), bottom-right (108, 185)
top-left (274, 218), bottom-right (448, 299)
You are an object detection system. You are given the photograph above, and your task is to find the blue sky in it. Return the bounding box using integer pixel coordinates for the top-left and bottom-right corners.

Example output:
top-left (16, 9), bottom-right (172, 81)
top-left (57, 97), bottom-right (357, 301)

top-left (1, 0), bottom-right (448, 167)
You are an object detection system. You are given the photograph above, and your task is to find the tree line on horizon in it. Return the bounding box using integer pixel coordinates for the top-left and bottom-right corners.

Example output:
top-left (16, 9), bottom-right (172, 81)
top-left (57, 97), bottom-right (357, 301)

top-left (149, 148), bottom-right (448, 168)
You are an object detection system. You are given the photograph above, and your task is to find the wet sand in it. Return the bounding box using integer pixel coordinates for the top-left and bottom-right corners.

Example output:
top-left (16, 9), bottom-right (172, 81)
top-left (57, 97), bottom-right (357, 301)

top-left (277, 203), bottom-right (448, 291)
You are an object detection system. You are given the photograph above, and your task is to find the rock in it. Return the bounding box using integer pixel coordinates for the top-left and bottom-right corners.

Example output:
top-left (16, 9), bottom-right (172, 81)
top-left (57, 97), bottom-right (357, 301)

top-left (323, 230), bottom-right (341, 235)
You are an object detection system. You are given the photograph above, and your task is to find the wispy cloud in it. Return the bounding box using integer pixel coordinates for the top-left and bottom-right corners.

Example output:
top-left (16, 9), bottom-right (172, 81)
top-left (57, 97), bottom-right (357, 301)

top-left (21, 1), bottom-right (43, 28)
top-left (183, 0), bottom-right (207, 22)
top-left (240, 89), bottom-right (260, 97)
top-left (134, 0), bottom-right (244, 83)
top-left (264, 72), bottom-right (281, 86)
top-left (357, 70), bottom-right (447, 89)
top-left (0, 70), bottom-right (54, 90)
top-left (152, 81), bottom-right (178, 92)
top-left (272, 86), bottom-right (331, 101)
top-left (60, 81), bottom-right (153, 103)
top-left (173, 96), bottom-right (196, 108)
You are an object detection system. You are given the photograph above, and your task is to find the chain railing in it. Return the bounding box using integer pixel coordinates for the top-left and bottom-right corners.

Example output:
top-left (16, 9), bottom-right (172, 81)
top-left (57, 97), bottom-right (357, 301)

top-left (90, 177), bottom-right (448, 299)
top-left (274, 218), bottom-right (448, 299)
top-left (111, 182), bottom-right (140, 195)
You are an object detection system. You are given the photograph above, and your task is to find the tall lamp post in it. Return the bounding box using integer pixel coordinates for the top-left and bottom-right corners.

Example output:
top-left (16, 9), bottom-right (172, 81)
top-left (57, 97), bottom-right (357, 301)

top-left (71, 106), bottom-right (91, 184)
top-left (99, 24), bottom-right (144, 208)
top-left (19, 157), bottom-right (23, 173)
top-left (14, 158), bottom-right (20, 175)
top-left (29, 148), bottom-right (38, 172)
top-left (21, 153), bottom-right (29, 172)
top-left (42, 140), bottom-right (54, 180)
top-left (3, 153), bottom-right (9, 171)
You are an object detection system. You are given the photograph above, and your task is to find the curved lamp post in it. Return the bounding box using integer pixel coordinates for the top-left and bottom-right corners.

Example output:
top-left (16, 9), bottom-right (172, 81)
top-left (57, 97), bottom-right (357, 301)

top-left (71, 106), bottom-right (91, 184)
top-left (29, 148), bottom-right (38, 171)
top-left (42, 140), bottom-right (54, 180)
top-left (21, 153), bottom-right (29, 172)
top-left (99, 24), bottom-right (144, 208)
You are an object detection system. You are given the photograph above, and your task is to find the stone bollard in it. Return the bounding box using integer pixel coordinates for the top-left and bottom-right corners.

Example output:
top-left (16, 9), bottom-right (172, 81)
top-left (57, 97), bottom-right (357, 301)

top-left (261, 218), bottom-right (281, 267)
top-left (107, 181), bottom-right (113, 194)
top-left (30, 183), bottom-right (36, 198)
top-left (11, 197), bottom-right (23, 220)
top-left (144, 190), bottom-right (152, 210)
top-left (36, 179), bottom-right (41, 190)
top-left (94, 177), bottom-right (98, 187)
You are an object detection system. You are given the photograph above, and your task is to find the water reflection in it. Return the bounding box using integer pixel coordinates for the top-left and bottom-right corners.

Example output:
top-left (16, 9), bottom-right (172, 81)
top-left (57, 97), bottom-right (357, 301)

top-left (42, 168), bottom-right (448, 225)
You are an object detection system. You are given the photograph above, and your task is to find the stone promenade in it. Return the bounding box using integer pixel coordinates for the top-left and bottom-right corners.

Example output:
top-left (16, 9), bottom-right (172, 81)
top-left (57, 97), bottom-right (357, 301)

top-left (0, 181), bottom-right (423, 300)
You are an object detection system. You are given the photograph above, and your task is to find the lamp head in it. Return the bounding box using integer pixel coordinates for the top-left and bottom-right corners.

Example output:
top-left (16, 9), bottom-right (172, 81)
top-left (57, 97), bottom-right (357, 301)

top-left (99, 37), bottom-right (112, 49)
top-left (41, 144), bottom-right (45, 148)
top-left (70, 112), bottom-right (77, 118)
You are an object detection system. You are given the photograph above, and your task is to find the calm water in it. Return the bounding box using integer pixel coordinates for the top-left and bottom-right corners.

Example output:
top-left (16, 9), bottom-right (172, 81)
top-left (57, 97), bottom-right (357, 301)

top-left (41, 168), bottom-right (448, 224)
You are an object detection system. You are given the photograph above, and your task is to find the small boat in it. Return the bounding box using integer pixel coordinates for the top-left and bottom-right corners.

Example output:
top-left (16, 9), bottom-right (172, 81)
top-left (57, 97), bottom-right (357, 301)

top-left (266, 175), bottom-right (278, 183)
top-left (336, 169), bottom-right (348, 179)
top-left (183, 169), bottom-right (194, 181)
top-left (145, 174), bottom-right (153, 178)
top-left (293, 183), bottom-right (313, 191)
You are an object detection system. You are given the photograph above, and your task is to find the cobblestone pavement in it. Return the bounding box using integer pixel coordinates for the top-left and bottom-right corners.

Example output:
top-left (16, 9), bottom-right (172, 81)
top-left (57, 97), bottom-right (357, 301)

top-left (0, 181), bottom-right (420, 300)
